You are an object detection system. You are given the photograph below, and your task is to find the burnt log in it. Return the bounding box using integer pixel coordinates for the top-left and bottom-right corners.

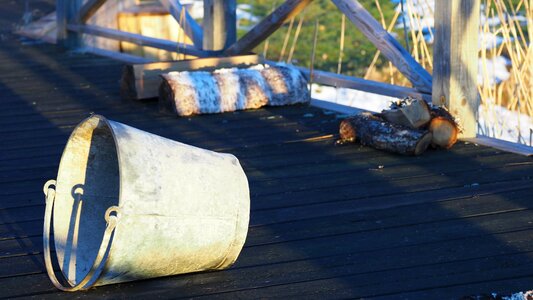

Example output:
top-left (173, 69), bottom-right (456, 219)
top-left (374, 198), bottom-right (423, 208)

top-left (339, 112), bottom-right (433, 156)
top-left (159, 64), bottom-right (310, 116)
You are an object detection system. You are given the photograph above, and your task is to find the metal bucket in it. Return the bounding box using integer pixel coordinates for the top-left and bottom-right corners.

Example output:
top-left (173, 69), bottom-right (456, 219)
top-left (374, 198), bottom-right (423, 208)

top-left (42, 115), bottom-right (250, 291)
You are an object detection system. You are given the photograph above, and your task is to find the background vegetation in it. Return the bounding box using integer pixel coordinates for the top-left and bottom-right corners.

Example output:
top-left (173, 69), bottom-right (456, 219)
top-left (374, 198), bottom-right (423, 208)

top-left (238, 0), bottom-right (402, 78)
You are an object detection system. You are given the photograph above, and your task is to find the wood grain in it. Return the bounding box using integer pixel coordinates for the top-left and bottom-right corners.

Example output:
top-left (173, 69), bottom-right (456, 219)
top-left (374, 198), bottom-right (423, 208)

top-left (203, 0), bottom-right (237, 51)
top-left (432, 0), bottom-right (481, 137)
top-left (56, 0), bottom-right (82, 48)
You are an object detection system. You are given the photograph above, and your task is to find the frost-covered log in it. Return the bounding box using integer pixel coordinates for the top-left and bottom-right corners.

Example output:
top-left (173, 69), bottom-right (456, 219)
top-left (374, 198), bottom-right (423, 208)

top-left (339, 112), bottom-right (433, 156)
top-left (159, 64), bottom-right (310, 116)
top-left (428, 105), bottom-right (459, 149)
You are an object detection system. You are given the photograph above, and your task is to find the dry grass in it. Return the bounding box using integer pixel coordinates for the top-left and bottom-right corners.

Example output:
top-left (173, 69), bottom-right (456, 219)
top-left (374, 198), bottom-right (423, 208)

top-left (479, 0), bottom-right (533, 117)
top-left (367, 0), bottom-right (533, 123)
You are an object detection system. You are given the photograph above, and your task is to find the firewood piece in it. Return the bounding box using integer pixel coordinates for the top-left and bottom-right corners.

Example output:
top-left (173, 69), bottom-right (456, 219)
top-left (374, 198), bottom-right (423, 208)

top-left (429, 106), bottom-right (459, 149)
top-left (339, 112), bottom-right (433, 156)
top-left (121, 54), bottom-right (262, 100)
top-left (260, 64), bottom-right (310, 105)
top-left (380, 98), bottom-right (431, 129)
top-left (159, 64), bottom-right (309, 116)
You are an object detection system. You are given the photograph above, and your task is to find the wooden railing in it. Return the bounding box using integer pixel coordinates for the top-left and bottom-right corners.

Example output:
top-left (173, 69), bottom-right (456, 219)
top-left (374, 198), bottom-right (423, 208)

top-left (56, 0), bottom-right (480, 138)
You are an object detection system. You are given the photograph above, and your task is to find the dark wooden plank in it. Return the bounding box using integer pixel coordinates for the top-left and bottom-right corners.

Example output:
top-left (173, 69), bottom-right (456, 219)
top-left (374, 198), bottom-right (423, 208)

top-left (3, 206), bottom-right (532, 260)
top-left (3, 186), bottom-right (533, 262)
top-left (0, 139), bottom-right (505, 185)
top-left (191, 257), bottom-right (533, 299)
top-left (373, 276), bottom-right (533, 300)
top-left (2, 175), bottom-right (532, 229)
top-left (248, 188), bottom-right (533, 245)
top-left (6, 229), bottom-right (533, 298)
top-left (4, 181), bottom-right (529, 244)
top-left (251, 179), bottom-right (533, 226)
top-left (0, 220), bottom-right (42, 241)
top-left (0, 138), bottom-right (525, 198)
top-left (0, 142), bottom-right (525, 195)
top-left (3, 253), bottom-right (533, 299)
top-left (0, 144), bottom-right (527, 203)
top-left (0, 143), bottom-right (533, 196)
top-left (0, 113), bottom-right (336, 145)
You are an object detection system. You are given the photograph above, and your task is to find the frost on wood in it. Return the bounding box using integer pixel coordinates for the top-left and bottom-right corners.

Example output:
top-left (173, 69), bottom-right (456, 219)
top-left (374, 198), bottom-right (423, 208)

top-left (339, 112), bottom-right (433, 156)
top-left (159, 63), bottom-right (310, 116)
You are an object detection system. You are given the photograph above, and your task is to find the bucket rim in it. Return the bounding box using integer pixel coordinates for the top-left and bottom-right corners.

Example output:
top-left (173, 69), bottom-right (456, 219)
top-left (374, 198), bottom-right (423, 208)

top-left (54, 114), bottom-right (122, 285)
top-left (58, 113), bottom-right (123, 204)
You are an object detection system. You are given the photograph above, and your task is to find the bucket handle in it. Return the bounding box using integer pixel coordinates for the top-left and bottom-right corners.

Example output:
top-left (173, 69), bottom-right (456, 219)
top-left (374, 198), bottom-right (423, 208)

top-left (43, 179), bottom-right (119, 291)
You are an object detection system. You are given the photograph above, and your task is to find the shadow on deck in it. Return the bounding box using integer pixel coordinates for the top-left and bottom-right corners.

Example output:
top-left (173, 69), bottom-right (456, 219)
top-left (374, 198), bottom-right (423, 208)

top-left (1, 2), bottom-right (533, 299)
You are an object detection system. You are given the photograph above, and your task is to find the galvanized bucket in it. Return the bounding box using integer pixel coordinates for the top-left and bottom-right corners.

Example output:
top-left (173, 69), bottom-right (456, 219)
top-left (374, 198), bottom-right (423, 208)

top-left (42, 115), bottom-right (250, 291)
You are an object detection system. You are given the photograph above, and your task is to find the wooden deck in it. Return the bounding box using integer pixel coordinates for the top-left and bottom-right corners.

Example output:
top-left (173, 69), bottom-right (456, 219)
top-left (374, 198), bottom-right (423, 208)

top-left (2, 2), bottom-right (533, 299)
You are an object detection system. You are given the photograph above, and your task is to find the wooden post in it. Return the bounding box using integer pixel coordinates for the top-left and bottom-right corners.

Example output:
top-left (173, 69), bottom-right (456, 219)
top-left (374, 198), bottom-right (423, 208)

top-left (159, 0), bottom-right (204, 48)
top-left (432, 0), bottom-right (480, 138)
top-left (56, 0), bottom-right (83, 48)
top-left (203, 0), bottom-right (236, 51)
top-left (79, 0), bottom-right (107, 23)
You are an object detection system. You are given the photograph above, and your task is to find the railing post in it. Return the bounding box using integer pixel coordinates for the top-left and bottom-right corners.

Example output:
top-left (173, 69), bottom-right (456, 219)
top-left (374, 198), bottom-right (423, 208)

top-left (203, 0), bottom-right (236, 51)
top-left (57, 0), bottom-right (83, 49)
top-left (432, 0), bottom-right (480, 138)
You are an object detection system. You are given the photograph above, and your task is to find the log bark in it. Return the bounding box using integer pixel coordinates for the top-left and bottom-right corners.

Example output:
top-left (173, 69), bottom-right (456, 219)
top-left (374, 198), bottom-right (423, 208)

top-left (120, 55), bottom-right (261, 100)
top-left (339, 112), bottom-right (433, 156)
top-left (379, 98), bottom-right (431, 129)
top-left (428, 106), bottom-right (459, 149)
top-left (159, 64), bottom-right (310, 116)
